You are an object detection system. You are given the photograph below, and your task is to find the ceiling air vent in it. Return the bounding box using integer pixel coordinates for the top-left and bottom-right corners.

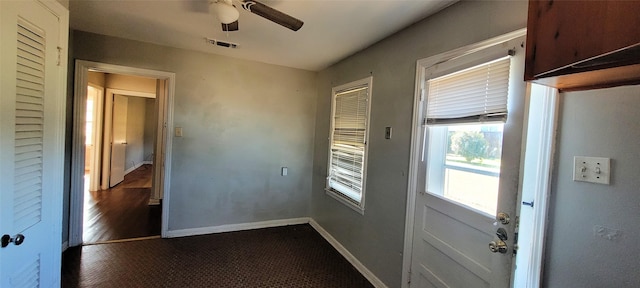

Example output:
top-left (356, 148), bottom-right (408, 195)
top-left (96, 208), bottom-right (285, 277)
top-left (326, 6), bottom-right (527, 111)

top-left (206, 38), bottom-right (238, 49)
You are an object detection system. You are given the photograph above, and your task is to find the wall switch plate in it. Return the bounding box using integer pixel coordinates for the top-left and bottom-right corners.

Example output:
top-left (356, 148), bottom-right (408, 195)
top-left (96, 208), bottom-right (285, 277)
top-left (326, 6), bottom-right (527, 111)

top-left (175, 127), bottom-right (183, 137)
top-left (385, 127), bottom-right (392, 139)
top-left (573, 156), bottom-right (610, 185)
top-left (281, 167), bottom-right (288, 176)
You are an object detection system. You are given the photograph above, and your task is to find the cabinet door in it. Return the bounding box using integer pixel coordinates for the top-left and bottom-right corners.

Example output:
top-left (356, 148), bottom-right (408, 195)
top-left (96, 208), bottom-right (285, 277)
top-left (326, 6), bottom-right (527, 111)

top-left (525, 0), bottom-right (640, 79)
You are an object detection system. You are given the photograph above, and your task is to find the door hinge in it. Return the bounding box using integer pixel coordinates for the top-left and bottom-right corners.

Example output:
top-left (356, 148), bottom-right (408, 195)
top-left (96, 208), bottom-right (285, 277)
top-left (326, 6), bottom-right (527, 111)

top-left (57, 46), bottom-right (62, 66)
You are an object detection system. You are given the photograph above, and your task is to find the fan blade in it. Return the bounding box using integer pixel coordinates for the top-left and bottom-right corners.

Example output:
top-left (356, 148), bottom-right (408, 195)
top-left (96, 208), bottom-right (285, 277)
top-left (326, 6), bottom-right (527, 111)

top-left (241, 1), bottom-right (303, 31)
top-left (222, 20), bottom-right (239, 31)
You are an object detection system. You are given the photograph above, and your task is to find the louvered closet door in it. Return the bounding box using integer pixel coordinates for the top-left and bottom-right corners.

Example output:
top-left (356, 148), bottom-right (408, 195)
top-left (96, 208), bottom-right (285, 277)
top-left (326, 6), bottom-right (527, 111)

top-left (0, 1), bottom-right (65, 287)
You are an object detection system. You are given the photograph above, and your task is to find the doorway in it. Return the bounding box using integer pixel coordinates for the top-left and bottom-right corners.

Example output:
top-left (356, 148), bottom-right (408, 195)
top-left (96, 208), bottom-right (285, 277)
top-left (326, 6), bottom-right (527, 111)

top-left (402, 30), bottom-right (528, 288)
top-left (69, 61), bottom-right (175, 247)
top-left (82, 77), bottom-right (158, 243)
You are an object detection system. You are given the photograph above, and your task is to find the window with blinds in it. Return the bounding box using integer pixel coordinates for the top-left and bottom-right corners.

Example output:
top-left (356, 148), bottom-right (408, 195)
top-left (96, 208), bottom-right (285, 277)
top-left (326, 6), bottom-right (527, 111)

top-left (425, 54), bottom-right (513, 215)
top-left (426, 56), bottom-right (511, 125)
top-left (326, 76), bottom-right (372, 212)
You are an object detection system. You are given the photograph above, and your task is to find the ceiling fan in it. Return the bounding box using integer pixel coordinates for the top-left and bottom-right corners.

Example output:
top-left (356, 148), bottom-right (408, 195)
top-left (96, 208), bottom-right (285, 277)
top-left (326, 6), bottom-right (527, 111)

top-left (211, 0), bottom-right (304, 32)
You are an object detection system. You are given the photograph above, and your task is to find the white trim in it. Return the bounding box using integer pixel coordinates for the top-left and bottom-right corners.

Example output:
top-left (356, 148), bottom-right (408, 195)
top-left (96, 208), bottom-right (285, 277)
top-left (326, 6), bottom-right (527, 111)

top-left (69, 60), bottom-right (175, 247)
top-left (325, 76), bottom-right (373, 214)
top-left (512, 85), bottom-right (558, 287)
top-left (101, 88), bottom-right (156, 190)
top-left (142, 160), bottom-right (153, 165)
top-left (36, 1), bottom-right (68, 286)
top-left (110, 89), bottom-right (156, 99)
top-left (164, 217), bottom-right (386, 287)
top-left (417, 29), bottom-right (527, 72)
top-left (309, 219), bottom-right (387, 288)
top-left (84, 235), bottom-right (161, 245)
top-left (401, 29), bottom-right (527, 288)
top-left (165, 218), bottom-right (311, 238)
top-left (87, 83), bottom-right (104, 192)
top-left (124, 161), bottom-right (146, 175)
top-left (528, 89), bottom-right (557, 287)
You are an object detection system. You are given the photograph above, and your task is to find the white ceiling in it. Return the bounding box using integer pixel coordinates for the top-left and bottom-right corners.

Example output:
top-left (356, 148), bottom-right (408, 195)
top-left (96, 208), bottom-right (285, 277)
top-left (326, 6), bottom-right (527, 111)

top-left (70, 0), bottom-right (457, 71)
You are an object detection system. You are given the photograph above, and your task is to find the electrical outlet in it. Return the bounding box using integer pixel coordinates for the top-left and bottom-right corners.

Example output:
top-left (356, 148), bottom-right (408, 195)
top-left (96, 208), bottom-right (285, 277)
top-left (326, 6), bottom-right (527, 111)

top-left (573, 156), bottom-right (610, 185)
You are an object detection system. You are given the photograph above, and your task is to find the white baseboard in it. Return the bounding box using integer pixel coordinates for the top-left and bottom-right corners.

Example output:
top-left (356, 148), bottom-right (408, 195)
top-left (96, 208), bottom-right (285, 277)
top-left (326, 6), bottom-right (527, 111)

top-left (62, 241), bottom-right (69, 252)
top-left (309, 219), bottom-right (387, 288)
top-left (124, 161), bottom-right (153, 175)
top-left (165, 217), bottom-right (311, 238)
top-left (164, 217), bottom-right (385, 287)
top-left (124, 162), bottom-right (142, 175)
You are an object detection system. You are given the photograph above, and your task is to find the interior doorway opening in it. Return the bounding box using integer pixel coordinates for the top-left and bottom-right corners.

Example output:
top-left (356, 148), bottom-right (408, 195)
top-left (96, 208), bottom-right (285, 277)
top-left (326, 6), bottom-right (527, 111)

top-left (82, 75), bottom-right (159, 244)
top-left (69, 61), bottom-right (175, 247)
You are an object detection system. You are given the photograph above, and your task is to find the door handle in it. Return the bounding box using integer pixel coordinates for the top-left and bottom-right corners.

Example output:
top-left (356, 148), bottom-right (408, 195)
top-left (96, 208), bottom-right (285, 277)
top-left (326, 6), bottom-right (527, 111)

top-left (496, 212), bottom-right (510, 225)
top-left (489, 240), bottom-right (508, 254)
top-left (1, 234), bottom-right (25, 248)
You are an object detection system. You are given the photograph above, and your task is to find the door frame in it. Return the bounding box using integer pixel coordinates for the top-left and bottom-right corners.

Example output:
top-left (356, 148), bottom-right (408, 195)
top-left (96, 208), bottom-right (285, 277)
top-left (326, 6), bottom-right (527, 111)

top-left (87, 83), bottom-right (104, 192)
top-left (101, 89), bottom-right (156, 190)
top-left (69, 60), bottom-right (175, 247)
top-left (401, 29), bottom-right (528, 287)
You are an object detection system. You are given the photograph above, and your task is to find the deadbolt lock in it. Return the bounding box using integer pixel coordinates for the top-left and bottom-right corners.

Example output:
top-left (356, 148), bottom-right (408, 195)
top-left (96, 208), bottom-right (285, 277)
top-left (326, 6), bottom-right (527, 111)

top-left (489, 240), bottom-right (508, 254)
top-left (496, 228), bottom-right (508, 241)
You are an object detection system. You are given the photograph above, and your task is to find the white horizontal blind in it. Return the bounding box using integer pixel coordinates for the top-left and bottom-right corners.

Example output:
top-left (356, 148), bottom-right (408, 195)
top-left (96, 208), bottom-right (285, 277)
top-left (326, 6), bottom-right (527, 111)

top-left (328, 84), bottom-right (369, 204)
top-left (427, 56), bottom-right (510, 125)
top-left (14, 21), bottom-right (45, 232)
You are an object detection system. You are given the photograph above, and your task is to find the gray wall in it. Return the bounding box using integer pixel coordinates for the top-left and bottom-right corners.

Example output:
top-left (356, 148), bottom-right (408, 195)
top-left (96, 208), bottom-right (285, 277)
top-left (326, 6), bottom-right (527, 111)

top-left (543, 85), bottom-right (640, 287)
top-left (69, 30), bottom-right (317, 233)
top-left (143, 98), bottom-right (155, 162)
top-left (124, 96), bottom-right (146, 171)
top-left (310, 1), bottom-right (528, 286)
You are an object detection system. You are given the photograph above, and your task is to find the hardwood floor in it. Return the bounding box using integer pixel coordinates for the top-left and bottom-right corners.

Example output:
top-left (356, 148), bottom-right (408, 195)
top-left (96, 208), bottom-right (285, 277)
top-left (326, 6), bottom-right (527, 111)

top-left (83, 164), bottom-right (161, 243)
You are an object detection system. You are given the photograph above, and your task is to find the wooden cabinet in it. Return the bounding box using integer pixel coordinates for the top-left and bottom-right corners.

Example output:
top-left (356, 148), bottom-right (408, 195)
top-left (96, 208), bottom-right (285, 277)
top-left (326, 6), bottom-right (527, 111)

top-left (524, 0), bottom-right (640, 91)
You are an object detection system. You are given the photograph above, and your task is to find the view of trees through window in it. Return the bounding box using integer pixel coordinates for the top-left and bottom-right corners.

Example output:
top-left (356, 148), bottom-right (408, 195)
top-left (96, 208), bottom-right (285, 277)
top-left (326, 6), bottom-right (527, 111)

top-left (446, 124), bottom-right (503, 168)
top-left (442, 124), bottom-right (503, 215)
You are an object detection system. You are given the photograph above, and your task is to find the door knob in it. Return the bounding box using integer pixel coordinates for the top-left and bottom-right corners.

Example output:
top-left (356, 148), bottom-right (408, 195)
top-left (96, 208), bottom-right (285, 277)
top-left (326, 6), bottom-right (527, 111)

top-left (496, 212), bottom-right (510, 225)
top-left (489, 240), bottom-right (508, 254)
top-left (1, 234), bottom-right (25, 248)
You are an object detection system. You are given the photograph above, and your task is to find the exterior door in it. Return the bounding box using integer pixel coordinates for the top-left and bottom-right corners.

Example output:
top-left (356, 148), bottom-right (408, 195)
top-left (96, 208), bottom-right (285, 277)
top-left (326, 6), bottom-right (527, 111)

top-left (410, 35), bottom-right (526, 288)
top-left (109, 94), bottom-right (128, 187)
top-left (0, 0), bottom-right (67, 286)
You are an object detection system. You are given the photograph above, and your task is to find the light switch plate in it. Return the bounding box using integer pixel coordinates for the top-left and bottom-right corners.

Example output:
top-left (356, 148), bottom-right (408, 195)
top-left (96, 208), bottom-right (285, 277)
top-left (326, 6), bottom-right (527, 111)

top-left (175, 127), bottom-right (183, 137)
top-left (573, 156), bottom-right (610, 185)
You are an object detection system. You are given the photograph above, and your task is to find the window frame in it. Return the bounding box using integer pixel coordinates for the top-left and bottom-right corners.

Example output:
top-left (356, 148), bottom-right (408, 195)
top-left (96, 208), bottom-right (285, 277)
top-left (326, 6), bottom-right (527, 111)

top-left (423, 44), bottom-right (517, 216)
top-left (325, 76), bottom-right (373, 214)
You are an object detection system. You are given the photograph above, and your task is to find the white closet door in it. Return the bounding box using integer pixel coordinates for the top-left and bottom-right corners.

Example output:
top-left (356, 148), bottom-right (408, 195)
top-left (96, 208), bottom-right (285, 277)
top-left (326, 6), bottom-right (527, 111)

top-left (0, 0), bottom-right (67, 287)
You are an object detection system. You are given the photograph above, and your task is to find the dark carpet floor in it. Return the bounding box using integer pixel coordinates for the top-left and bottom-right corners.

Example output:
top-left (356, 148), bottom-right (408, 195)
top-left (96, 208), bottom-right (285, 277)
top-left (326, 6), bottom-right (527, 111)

top-left (62, 224), bottom-right (374, 288)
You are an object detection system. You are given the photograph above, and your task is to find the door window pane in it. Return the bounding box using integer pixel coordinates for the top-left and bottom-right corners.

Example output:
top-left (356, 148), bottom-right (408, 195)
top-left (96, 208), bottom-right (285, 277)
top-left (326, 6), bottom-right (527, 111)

top-left (427, 123), bottom-right (503, 215)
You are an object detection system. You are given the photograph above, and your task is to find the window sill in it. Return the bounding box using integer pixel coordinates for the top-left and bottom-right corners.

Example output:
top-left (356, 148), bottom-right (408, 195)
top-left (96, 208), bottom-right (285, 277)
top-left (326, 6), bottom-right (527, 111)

top-left (325, 188), bottom-right (365, 215)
